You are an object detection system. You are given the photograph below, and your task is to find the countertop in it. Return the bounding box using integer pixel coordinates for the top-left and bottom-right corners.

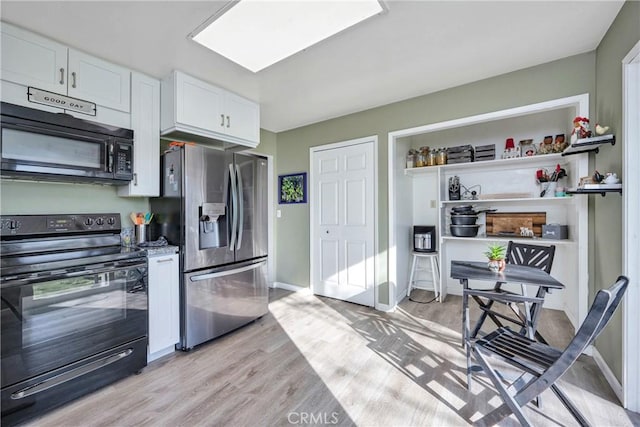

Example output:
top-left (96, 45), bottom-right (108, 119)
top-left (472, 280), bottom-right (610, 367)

top-left (141, 245), bottom-right (179, 257)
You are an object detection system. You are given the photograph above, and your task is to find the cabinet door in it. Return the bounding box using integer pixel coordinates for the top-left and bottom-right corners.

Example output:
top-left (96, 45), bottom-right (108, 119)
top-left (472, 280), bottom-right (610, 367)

top-left (223, 91), bottom-right (260, 145)
top-left (118, 72), bottom-right (160, 197)
top-left (175, 71), bottom-right (224, 133)
top-left (67, 49), bottom-right (130, 112)
top-left (0, 22), bottom-right (68, 94)
top-left (148, 254), bottom-right (180, 355)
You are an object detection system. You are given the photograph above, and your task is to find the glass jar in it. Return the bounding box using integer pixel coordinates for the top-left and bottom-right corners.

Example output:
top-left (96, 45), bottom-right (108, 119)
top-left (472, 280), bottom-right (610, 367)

top-left (436, 148), bottom-right (447, 165)
top-left (426, 150), bottom-right (437, 166)
top-left (415, 153), bottom-right (426, 167)
top-left (406, 153), bottom-right (415, 168)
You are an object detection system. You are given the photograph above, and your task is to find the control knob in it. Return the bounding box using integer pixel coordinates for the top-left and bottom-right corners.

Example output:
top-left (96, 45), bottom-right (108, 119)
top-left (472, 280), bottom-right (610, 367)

top-left (84, 218), bottom-right (94, 226)
top-left (96, 218), bottom-right (105, 226)
top-left (107, 217), bottom-right (116, 225)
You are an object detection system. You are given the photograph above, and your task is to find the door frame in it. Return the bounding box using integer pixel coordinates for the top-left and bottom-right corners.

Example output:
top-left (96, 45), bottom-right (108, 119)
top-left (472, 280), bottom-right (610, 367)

top-left (309, 135), bottom-right (379, 308)
top-left (622, 40), bottom-right (640, 412)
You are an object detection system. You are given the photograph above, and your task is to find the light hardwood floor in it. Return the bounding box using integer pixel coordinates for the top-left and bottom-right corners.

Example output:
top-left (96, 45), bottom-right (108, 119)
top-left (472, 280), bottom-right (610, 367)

top-left (22, 288), bottom-right (640, 426)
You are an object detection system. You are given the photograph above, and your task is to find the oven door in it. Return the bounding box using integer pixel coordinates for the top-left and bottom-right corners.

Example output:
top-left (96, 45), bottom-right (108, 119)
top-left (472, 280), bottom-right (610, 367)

top-left (0, 257), bottom-right (148, 390)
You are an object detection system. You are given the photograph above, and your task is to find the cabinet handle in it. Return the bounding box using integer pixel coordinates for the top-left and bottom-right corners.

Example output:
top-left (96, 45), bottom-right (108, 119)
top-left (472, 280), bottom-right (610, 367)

top-left (155, 257), bottom-right (174, 263)
top-left (59, 68), bottom-right (65, 85)
top-left (133, 173), bottom-right (138, 186)
top-left (226, 115), bottom-right (230, 128)
top-left (220, 114), bottom-right (225, 127)
top-left (71, 71), bottom-right (77, 88)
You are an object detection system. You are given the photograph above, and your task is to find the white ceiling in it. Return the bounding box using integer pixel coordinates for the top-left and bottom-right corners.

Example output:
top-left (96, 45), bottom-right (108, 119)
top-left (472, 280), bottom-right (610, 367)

top-left (0, 1), bottom-right (624, 133)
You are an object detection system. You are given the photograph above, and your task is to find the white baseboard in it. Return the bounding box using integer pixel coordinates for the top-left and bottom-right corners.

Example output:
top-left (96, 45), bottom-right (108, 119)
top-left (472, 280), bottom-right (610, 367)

top-left (272, 281), bottom-right (312, 294)
top-left (592, 346), bottom-right (624, 404)
top-left (375, 302), bottom-right (395, 312)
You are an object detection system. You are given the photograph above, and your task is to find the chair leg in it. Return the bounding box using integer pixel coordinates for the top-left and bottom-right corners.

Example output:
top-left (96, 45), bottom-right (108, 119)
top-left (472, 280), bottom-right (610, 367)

top-left (430, 256), bottom-right (439, 301)
top-left (407, 255), bottom-right (417, 297)
top-left (550, 384), bottom-right (592, 427)
top-left (472, 347), bottom-right (533, 427)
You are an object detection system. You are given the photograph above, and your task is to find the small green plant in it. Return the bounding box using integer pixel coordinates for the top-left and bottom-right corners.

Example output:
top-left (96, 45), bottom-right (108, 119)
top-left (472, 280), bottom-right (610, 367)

top-left (484, 243), bottom-right (507, 260)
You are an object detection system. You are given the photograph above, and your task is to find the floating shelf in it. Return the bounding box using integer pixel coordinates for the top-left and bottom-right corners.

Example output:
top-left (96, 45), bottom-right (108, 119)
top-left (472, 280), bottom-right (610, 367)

top-left (441, 197), bottom-right (573, 205)
top-left (561, 134), bottom-right (615, 156)
top-left (566, 188), bottom-right (622, 197)
top-left (404, 152), bottom-right (569, 175)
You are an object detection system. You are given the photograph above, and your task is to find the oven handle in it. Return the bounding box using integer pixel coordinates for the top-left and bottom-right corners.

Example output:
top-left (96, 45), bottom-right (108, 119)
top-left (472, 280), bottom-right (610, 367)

top-left (1, 259), bottom-right (147, 288)
top-left (10, 348), bottom-right (134, 400)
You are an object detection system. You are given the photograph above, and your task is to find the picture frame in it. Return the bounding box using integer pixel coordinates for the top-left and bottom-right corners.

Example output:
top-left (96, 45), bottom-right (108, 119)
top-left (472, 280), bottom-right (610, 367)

top-left (278, 172), bottom-right (307, 204)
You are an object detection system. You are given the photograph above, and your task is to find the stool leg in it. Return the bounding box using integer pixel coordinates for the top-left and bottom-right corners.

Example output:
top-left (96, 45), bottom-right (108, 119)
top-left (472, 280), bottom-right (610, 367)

top-left (430, 256), bottom-right (439, 300)
top-left (407, 255), bottom-right (417, 297)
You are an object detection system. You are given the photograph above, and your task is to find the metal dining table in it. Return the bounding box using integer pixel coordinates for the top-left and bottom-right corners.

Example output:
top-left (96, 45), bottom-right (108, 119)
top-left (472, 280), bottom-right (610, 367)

top-left (450, 260), bottom-right (565, 388)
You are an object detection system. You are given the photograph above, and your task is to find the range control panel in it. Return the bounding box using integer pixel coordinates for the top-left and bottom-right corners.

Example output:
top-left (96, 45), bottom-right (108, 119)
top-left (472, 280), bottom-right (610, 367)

top-left (0, 213), bottom-right (121, 237)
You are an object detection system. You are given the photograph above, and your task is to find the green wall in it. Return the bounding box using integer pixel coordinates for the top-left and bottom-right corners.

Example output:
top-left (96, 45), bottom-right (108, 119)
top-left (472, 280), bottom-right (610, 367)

top-left (0, 180), bottom-right (148, 225)
top-left (593, 0), bottom-right (640, 384)
top-left (275, 52), bottom-right (596, 305)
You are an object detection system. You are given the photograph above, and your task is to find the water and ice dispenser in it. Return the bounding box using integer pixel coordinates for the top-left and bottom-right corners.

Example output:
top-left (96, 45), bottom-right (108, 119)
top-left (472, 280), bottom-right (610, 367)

top-left (199, 202), bottom-right (227, 249)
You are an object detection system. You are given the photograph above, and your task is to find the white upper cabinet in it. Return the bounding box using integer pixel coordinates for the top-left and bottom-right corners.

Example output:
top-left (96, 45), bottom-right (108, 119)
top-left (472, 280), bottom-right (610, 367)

top-left (175, 71), bottom-right (224, 132)
top-left (118, 72), bottom-right (160, 197)
top-left (0, 22), bottom-right (67, 94)
top-left (223, 91), bottom-right (260, 143)
top-left (161, 70), bottom-right (260, 148)
top-left (0, 21), bottom-right (130, 113)
top-left (67, 49), bottom-right (130, 112)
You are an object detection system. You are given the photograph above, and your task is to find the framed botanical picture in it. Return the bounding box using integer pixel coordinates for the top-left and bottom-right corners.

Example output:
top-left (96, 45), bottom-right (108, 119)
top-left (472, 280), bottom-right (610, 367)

top-left (278, 172), bottom-right (307, 204)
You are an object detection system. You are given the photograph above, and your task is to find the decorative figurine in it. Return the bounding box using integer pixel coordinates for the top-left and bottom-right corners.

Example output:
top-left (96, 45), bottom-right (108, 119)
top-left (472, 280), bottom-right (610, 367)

top-left (595, 123), bottom-right (610, 135)
top-left (571, 116), bottom-right (592, 144)
top-left (538, 135), bottom-right (554, 154)
top-left (552, 134), bottom-right (567, 153)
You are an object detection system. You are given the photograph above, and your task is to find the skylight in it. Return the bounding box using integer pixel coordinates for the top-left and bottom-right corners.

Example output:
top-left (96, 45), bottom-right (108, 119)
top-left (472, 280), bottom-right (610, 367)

top-left (190, 0), bottom-right (384, 73)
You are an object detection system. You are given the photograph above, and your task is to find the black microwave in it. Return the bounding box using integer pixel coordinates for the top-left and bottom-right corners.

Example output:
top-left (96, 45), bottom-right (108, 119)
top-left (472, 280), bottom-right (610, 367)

top-left (0, 102), bottom-right (134, 184)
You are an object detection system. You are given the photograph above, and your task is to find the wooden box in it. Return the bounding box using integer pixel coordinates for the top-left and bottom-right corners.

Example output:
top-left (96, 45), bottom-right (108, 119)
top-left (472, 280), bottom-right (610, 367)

top-left (486, 212), bottom-right (546, 237)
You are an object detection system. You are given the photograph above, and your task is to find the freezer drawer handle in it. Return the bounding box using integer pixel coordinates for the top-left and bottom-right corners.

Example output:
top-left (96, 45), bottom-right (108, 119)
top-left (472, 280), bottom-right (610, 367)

top-left (10, 348), bottom-right (133, 400)
top-left (189, 261), bottom-right (266, 282)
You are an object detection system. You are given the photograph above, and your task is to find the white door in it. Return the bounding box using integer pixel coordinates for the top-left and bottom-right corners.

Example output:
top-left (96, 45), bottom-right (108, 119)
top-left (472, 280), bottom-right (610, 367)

top-left (311, 138), bottom-right (376, 307)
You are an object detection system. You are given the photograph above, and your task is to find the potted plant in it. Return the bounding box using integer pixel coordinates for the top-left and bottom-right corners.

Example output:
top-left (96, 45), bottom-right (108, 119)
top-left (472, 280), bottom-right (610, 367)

top-left (484, 243), bottom-right (507, 272)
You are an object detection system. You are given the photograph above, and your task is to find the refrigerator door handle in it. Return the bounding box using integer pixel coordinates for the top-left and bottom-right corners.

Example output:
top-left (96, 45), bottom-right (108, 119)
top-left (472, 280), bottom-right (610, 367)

top-left (189, 260), bottom-right (266, 282)
top-left (235, 164), bottom-right (244, 250)
top-left (228, 163), bottom-right (238, 252)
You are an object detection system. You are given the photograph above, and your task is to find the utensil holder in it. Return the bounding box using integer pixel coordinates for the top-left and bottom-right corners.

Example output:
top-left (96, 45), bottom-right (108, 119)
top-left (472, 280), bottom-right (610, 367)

top-left (135, 224), bottom-right (147, 245)
top-left (544, 182), bottom-right (557, 198)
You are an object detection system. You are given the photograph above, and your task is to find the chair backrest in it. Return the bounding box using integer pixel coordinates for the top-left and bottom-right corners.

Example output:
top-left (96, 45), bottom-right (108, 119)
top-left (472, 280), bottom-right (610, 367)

top-left (506, 241), bottom-right (556, 273)
top-left (517, 276), bottom-right (629, 405)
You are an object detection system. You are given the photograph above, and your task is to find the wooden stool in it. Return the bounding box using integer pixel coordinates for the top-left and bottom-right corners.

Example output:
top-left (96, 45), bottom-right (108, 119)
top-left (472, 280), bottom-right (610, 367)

top-left (407, 251), bottom-right (440, 301)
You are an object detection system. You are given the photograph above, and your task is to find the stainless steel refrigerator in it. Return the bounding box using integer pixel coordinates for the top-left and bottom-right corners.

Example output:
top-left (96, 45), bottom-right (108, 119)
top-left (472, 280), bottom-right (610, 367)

top-left (150, 144), bottom-right (268, 350)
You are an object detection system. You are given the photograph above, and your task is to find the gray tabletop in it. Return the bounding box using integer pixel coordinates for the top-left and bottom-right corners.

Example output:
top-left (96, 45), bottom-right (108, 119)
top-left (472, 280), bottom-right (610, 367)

top-left (450, 260), bottom-right (564, 290)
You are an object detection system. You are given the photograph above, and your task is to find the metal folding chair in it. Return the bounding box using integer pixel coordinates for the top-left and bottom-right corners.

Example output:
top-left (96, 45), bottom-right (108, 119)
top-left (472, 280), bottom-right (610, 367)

top-left (467, 241), bottom-right (556, 343)
top-left (472, 276), bottom-right (629, 427)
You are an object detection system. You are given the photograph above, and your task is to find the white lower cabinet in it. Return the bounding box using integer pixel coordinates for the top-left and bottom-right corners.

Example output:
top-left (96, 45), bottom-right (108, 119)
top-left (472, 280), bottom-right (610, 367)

top-left (148, 253), bottom-right (179, 362)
